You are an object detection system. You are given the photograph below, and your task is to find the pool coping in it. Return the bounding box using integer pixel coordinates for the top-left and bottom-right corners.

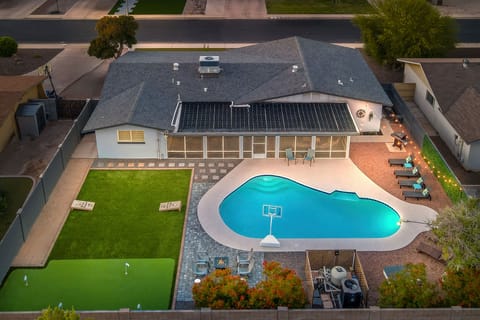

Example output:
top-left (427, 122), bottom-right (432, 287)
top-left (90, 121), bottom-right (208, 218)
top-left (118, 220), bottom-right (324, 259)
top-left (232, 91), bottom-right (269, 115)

top-left (198, 159), bottom-right (438, 252)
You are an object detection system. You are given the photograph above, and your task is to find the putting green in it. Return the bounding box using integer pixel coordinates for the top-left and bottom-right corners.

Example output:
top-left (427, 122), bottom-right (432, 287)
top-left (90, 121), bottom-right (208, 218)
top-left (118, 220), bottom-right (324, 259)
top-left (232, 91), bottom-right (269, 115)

top-left (0, 259), bottom-right (174, 311)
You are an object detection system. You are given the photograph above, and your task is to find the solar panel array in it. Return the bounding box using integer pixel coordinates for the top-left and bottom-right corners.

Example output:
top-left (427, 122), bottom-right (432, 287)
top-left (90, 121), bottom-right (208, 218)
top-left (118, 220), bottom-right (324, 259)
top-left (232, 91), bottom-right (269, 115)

top-left (178, 102), bottom-right (357, 133)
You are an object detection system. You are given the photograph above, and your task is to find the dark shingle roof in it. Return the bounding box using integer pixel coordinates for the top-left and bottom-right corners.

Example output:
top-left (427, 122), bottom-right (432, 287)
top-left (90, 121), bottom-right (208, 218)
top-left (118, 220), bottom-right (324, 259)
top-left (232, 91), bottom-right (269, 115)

top-left (400, 59), bottom-right (480, 143)
top-left (84, 37), bottom-right (391, 133)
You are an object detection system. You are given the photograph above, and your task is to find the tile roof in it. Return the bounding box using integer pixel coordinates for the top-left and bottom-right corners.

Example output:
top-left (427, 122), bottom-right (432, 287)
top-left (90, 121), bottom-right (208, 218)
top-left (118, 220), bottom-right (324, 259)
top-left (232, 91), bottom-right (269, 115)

top-left (84, 37), bottom-right (391, 133)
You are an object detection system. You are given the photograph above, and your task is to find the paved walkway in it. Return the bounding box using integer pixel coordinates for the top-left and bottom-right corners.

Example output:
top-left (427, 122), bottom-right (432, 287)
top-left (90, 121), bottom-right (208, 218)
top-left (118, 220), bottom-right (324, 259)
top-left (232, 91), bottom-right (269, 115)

top-left (12, 158), bottom-right (93, 267)
top-left (1, 0), bottom-right (480, 19)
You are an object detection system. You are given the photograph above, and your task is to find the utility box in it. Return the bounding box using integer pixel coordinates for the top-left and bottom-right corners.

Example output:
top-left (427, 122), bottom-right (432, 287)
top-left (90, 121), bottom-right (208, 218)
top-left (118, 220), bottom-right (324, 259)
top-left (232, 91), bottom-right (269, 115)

top-left (15, 102), bottom-right (46, 139)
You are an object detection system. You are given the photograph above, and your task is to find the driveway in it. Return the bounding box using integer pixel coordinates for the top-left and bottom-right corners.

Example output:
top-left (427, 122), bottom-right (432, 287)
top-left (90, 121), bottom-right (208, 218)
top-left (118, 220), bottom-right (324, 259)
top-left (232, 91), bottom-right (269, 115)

top-left (205, 0), bottom-right (266, 18)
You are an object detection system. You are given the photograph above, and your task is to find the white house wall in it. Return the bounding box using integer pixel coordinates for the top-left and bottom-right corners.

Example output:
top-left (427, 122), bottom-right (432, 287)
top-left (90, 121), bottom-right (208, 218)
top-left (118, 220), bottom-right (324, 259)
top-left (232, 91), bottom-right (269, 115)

top-left (267, 92), bottom-right (382, 133)
top-left (404, 64), bottom-right (479, 171)
top-left (466, 141), bottom-right (480, 171)
top-left (96, 125), bottom-right (167, 159)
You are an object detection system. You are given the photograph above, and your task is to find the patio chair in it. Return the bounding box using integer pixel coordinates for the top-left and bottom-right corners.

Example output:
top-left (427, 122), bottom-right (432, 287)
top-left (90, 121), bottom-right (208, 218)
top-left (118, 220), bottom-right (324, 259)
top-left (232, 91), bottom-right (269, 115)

top-left (237, 248), bottom-right (253, 264)
top-left (303, 148), bottom-right (315, 166)
top-left (388, 154), bottom-right (413, 167)
top-left (394, 166), bottom-right (420, 178)
top-left (285, 148), bottom-right (296, 166)
top-left (398, 177), bottom-right (424, 189)
top-left (402, 188), bottom-right (431, 201)
top-left (237, 257), bottom-right (255, 277)
top-left (193, 251), bottom-right (210, 277)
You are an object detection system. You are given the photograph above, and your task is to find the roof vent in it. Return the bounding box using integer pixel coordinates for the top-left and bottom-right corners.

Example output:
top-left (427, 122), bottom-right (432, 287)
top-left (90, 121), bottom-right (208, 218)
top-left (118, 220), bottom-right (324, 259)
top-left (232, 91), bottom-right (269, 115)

top-left (173, 62), bottom-right (179, 71)
top-left (292, 65), bottom-right (299, 72)
top-left (198, 56), bottom-right (221, 75)
top-left (203, 87), bottom-right (208, 93)
top-left (176, 81), bottom-right (181, 86)
top-left (337, 79), bottom-right (344, 86)
top-left (462, 58), bottom-right (470, 68)
top-left (349, 77), bottom-right (354, 82)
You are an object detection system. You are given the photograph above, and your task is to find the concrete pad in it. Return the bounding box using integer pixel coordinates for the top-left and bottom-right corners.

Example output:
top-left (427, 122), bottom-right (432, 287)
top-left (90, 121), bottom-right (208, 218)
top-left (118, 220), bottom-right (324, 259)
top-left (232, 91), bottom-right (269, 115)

top-left (0, 0), bottom-right (43, 19)
top-left (12, 158), bottom-right (93, 267)
top-left (42, 45), bottom-right (104, 97)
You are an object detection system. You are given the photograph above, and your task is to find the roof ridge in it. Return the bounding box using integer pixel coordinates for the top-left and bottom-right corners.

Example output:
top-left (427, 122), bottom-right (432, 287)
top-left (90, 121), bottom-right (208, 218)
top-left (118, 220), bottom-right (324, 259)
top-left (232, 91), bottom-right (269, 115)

top-left (294, 37), bottom-right (313, 90)
top-left (126, 81), bottom-right (145, 122)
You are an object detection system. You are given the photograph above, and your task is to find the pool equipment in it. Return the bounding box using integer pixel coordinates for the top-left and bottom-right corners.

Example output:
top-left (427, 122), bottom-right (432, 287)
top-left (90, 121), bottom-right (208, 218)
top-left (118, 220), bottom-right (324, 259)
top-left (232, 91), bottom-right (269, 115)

top-left (331, 266), bottom-right (347, 287)
top-left (341, 278), bottom-right (363, 308)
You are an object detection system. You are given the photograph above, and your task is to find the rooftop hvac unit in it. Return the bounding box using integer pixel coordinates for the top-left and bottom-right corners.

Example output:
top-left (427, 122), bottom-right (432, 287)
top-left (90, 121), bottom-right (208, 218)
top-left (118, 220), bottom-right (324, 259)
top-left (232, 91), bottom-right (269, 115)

top-left (198, 56), bottom-right (221, 75)
top-left (15, 102), bottom-right (46, 139)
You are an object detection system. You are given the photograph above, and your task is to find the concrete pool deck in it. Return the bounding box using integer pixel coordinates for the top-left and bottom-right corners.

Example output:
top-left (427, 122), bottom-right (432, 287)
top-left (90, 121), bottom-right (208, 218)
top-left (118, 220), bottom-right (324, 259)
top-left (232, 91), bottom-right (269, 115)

top-left (198, 159), bottom-right (438, 252)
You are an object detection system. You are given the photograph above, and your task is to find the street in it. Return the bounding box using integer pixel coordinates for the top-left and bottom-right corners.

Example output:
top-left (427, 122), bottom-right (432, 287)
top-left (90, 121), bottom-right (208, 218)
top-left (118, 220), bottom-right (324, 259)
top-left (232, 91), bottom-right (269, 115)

top-left (1, 18), bottom-right (479, 44)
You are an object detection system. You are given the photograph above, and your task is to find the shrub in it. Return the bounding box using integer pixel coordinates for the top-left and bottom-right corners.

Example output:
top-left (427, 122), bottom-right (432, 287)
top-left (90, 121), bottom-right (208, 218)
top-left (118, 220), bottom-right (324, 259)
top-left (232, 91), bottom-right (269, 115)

top-left (248, 261), bottom-right (307, 309)
top-left (379, 263), bottom-right (441, 308)
top-left (192, 268), bottom-right (250, 309)
top-left (0, 36), bottom-right (18, 57)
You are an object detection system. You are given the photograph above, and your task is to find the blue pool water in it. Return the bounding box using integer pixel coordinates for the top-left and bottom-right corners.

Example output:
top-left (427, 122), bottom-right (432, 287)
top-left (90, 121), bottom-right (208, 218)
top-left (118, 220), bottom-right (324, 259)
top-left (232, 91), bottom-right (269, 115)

top-left (219, 175), bottom-right (400, 238)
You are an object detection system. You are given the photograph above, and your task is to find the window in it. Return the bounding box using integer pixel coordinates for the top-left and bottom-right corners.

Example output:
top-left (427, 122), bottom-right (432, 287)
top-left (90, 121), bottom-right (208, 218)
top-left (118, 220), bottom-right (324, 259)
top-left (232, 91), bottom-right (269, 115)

top-left (117, 130), bottom-right (145, 143)
top-left (426, 91), bottom-right (435, 106)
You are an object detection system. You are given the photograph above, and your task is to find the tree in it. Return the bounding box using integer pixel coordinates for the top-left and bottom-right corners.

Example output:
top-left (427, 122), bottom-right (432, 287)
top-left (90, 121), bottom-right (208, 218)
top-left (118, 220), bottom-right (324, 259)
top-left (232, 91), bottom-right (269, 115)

top-left (379, 263), bottom-right (440, 308)
top-left (248, 261), bottom-right (307, 309)
top-left (37, 306), bottom-right (80, 320)
top-left (432, 198), bottom-right (480, 271)
top-left (353, 0), bottom-right (457, 67)
top-left (88, 15), bottom-right (138, 60)
top-left (441, 267), bottom-right (480, 307)
top-left (0, 36), bottom-right (18, 57)
top-left (192, 268), bottom-right (250, 309)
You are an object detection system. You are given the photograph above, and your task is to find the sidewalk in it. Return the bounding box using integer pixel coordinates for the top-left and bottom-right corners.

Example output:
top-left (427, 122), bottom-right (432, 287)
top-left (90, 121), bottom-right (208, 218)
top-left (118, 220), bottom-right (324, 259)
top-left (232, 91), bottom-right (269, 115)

top-left (2, 0), bottom-right (480, 20)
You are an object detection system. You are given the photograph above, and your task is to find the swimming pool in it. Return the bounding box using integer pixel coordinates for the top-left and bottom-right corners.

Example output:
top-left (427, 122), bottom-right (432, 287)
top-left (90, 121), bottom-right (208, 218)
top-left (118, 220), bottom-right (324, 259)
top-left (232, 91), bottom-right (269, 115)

top-left (219, 175), bottom-right (400, 238)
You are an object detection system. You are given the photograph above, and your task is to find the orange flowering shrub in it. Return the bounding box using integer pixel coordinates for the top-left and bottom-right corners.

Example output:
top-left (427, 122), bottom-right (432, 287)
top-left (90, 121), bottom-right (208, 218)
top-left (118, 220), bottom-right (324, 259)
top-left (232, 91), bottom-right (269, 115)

top-left (192, 261), bottom-right (307, 309)
top-left (248, 261), bottom-right (307, 309)
top-left (192, 268), bottom-right (249, 309)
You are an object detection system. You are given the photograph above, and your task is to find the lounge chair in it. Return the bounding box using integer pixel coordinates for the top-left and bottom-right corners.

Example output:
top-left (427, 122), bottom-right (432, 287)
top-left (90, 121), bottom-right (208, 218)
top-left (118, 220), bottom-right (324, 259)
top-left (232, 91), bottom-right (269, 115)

top-left (398, 177), bottom-right (424, 190)
top-left (237, 257), bottom-right (255, 277)
top-left (403, 188), bottom-right (431, 201)
top-left (285, 148), bottom-right (296, 166)
top-left (394, 166), bottom-right (420, 178)
top-left (303, 148), bottom-right (315, 166)
top-left (416, 241), bottom-right (443, 261)
top-left (388, 154), bottom-right (413, 167)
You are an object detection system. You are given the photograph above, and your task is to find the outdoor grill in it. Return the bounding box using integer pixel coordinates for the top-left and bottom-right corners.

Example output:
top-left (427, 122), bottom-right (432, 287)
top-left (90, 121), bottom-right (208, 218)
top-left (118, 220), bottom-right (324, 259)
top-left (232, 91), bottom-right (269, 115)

top-left (391, 132), bottom-right (408, 150)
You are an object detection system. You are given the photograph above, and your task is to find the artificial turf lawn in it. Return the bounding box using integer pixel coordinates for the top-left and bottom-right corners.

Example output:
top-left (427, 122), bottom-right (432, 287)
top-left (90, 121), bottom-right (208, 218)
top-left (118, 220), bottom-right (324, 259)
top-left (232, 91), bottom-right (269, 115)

top-left (49, 170), bottom-right (191, 260)
top-left (0, 259), bottom-right (174, 311)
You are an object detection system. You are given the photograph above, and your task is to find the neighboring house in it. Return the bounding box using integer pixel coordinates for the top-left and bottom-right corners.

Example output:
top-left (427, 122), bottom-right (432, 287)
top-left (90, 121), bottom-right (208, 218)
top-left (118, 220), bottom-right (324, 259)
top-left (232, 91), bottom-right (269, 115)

top-left (84, 37), bottom-right (391, 160)
top-left (0, 75), bottom-right (46, 152)
top-left (398, 58), bottom-right (480, 172)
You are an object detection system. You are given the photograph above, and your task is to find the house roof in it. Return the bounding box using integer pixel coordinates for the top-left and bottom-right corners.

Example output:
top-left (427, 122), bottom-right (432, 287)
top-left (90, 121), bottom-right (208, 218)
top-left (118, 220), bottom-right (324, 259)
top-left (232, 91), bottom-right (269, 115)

top-left (0, 75), bottom-right (46, 128)
top-left (84, 37), bottom-right (391, 133)
top-left (399, 58), bottom-right (480, 143)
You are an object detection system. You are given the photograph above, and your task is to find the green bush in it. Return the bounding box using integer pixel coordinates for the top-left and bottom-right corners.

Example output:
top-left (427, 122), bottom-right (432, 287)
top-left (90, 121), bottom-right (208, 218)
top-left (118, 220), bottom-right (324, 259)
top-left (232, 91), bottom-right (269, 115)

top-left (0, 36), bottom-right (18, 57)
